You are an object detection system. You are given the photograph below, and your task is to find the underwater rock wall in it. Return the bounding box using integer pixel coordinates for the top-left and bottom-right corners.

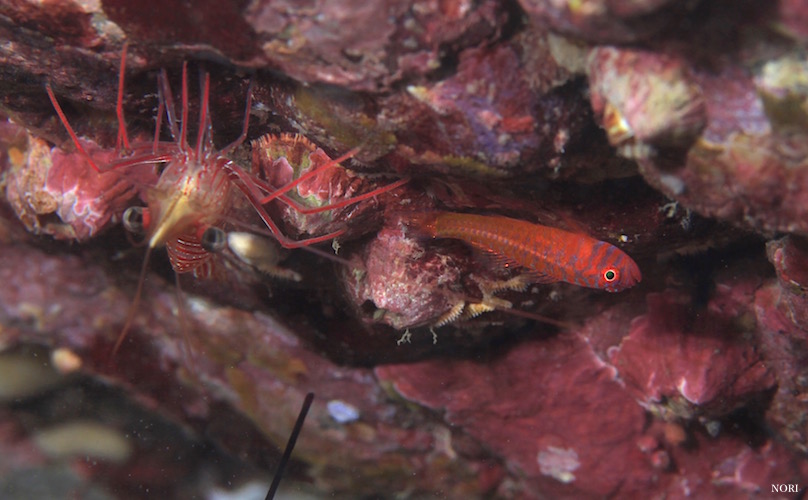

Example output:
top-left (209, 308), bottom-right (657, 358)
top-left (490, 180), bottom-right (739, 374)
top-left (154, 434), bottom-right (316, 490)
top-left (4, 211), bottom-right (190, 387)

top-left (0, 0), bottom-right (807, 497)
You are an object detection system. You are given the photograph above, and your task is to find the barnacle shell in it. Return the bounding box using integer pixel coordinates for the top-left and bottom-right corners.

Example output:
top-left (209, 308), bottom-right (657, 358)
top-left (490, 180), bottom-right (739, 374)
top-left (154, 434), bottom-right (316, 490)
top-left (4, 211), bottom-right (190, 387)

top-left (587, 47), bottom-right (706, 150)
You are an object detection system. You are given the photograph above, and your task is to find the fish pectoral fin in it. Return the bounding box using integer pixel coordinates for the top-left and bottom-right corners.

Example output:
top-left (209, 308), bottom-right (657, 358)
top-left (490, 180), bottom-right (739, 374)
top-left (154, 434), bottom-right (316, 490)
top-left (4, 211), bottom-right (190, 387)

top-left (524, 271), bottom-right (559, 285)
top-left (472, 248), bottom-right (522, 273)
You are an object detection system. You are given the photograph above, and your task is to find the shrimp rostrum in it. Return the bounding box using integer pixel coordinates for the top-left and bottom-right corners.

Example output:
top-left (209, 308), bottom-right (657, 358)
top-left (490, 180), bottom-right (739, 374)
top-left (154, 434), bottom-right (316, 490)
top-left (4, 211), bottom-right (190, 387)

top-left (45, 44), bottom-right (405, 352)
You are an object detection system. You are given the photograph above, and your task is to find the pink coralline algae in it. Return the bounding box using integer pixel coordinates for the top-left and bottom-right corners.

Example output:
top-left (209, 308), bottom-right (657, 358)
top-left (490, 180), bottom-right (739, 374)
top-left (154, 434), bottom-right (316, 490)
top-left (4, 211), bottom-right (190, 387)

top-left (376, 322), bottom-right (808, 498)
top-left (587, 47), bottom-right (706, 152)
top-left (517, 0), bottom-right (686, 43)
top-left (401, 41), bottom-right (583, 174)
top-left (104, 0), bottom-right (506, 91)
top-left (2, 0), bottom-right (808, 498)
top-left (376, 333), bottom-right (652, 498)
top-left (624, 49), bottom-right (808, 235)
top-left (341, 224), bottom-right (467, 330)
top-left (0, 238), bottom-right (516, 497)
top-left (261, 26), bottom-right (609, 180)
top-left (778, 0), bottom-right (808, 42)
top-left (2, 125), bottom-right (155, 241)
top-left (611, 291), bottom-right (774, 419)
top-left (755, 236), bottom-right (808, 453)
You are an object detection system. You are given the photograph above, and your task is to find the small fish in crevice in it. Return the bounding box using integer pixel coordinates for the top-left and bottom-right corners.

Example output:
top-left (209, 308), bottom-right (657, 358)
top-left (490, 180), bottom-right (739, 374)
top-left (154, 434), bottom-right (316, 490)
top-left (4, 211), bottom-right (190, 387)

top-left (406, 211), bottom-right (641, 292)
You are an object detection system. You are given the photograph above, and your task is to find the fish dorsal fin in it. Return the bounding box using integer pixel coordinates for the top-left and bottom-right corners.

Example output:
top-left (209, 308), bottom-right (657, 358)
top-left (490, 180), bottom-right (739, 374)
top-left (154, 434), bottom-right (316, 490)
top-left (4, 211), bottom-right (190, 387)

top-left (528, 206), bottom-right (595, 239)
top-left (549, 209), bottom-right (594, 238)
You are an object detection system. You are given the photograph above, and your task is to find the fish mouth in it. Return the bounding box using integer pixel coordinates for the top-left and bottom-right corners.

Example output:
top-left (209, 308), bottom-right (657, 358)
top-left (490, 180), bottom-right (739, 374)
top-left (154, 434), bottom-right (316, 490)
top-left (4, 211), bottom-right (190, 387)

top-left (615, 264), bottom-right (642, 292)
top-left (610, 261), bottom-right (642, 292)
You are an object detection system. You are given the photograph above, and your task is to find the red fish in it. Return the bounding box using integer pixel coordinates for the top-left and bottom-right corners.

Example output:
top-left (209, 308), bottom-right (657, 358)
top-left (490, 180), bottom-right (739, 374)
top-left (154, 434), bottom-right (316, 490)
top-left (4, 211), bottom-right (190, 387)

top-left (408, 212), bottom-right (641, 292)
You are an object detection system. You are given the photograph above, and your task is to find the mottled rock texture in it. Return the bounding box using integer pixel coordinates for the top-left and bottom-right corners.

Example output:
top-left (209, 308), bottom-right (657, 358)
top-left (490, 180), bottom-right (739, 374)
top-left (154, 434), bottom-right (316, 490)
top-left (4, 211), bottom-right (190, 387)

top-left (1, 0), bottom-right (807, 498)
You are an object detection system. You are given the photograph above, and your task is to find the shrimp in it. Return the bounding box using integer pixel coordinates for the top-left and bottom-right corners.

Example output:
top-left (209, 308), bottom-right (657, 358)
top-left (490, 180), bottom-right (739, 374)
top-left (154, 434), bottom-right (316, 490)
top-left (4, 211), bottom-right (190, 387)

top-left (408, 211), bottom-right (642, 292)
top-left (45, 43), bottom-right (406, 355)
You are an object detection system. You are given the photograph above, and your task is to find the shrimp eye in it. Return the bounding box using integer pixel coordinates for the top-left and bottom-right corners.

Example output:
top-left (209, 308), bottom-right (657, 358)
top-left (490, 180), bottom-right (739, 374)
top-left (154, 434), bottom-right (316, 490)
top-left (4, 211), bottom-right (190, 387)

top-left (201, 226), bottom-right (227, 253)
top-left (603, 269), bottom-right (617, 282)
top-left (123, 207), bottom-right (149, 235)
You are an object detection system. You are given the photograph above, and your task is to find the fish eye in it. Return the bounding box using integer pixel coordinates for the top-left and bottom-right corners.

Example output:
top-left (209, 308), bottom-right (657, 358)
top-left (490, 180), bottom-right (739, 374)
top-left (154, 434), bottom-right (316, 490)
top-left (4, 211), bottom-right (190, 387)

top-left (122, 206), bottom-right (149, 234)
top-left (201, 226), bottom-right (227, 253)
top-left (603, 269), bottom-right (617, 282)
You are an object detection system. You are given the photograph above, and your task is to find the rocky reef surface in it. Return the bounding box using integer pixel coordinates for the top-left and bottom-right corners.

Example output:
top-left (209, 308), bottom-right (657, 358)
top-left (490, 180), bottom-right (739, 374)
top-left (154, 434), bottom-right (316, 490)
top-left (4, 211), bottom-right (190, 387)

top-left (0, 0), bottom-right (807, 498)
